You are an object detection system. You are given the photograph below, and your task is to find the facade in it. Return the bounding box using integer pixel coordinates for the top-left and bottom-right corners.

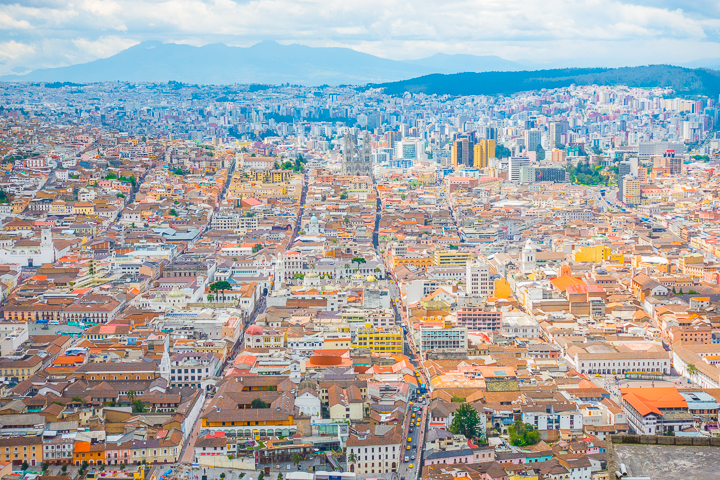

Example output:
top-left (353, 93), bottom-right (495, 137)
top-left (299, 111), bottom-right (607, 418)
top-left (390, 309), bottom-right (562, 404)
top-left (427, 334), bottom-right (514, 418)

top-left (418, 324), bottom-right (468, 353)
top-left (466, 260), bottom-right (493, 296)
top-left (345, 426), bottom-right (402, 475)
top-left (456, 305), bottom-right (502, 332)
top-left (508, 157), bottom-right (530, 182)
top-left (622, 176), bottom-right (641, 205)
top-left (621, 387), bottom-right (694, 435)
top-left (352, 324), bottom-right (403, 354)
top-left (473, 139), bottom-right (495, 169)
top-left (342, 132), bottom-right (373, 177)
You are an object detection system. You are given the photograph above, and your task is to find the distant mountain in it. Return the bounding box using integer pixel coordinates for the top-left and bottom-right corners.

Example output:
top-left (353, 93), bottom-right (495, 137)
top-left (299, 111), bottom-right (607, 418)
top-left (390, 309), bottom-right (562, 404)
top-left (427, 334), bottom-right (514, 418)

top-left (405, 53), bottom-right (524, 73)
top-left (370, 65), bottom-right (720, 97)
top-left (681, 58), bottom-right (720, 71)
top-left (0, 41), bottom-right (524, 86)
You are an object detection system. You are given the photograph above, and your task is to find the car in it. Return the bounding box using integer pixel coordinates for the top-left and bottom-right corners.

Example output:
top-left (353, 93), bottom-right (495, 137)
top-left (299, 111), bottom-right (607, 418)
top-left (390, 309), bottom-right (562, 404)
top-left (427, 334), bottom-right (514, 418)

top-left (411, 454), bottom-right (416, 460)
top-left (406, 445), bottom-right (411, 450)
top-left (408, 437), bottom-right (412, 442)
top-left (412, 413), bottom-right (416, 418)
top-left (404, 456), bottom-right (409, 462)
top-left (409, 464), bottom-right (414, 469)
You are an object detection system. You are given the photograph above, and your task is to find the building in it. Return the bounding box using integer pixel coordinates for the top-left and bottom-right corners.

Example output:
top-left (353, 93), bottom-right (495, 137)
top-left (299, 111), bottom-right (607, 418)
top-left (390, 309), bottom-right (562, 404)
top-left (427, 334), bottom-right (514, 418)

top-left (473, 139), bottom-right (495, 169)
top-left (342, 132), bottom-right (373, 176)
top-left (621, 387), bottom-right (694, 435)
top-left (352, 324), bottom-right (403, 354)
top-left (434, 250), bottom-right (474, 267)
top-left (508, 157), bottom-right (530, 182)
top-left (345, 425), bottom-right (402, 475)
top-left (524, 129), bottom-right (542, 153)
top-left (519, 167), bottom-right (568, 183)
top-left (451, 138), bottom-right (473, 167)
top-left (549, 121), bottom-right (567, 148)
top-left (0, 436), bottom-right (43, 466)
top-left (572, 245), bottom-right (611, 263)
top-left (418, 323), bottom-right (468, 354)
top-left (245, 324), bottom-right (286, 348)
top-left (621, 176), bottom-right (641, 205)
top-left (456, 305), bottom-right (502, 332)
top-left (466, 260), bottom-right (492, 296)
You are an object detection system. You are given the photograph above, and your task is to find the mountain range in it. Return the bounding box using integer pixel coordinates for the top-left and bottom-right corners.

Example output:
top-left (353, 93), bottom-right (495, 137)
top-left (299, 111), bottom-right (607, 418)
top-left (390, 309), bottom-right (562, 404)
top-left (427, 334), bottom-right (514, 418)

top-left (0, 41), bottom-right (526, 85)
top-left (370, 65), bottom-right (720, 98)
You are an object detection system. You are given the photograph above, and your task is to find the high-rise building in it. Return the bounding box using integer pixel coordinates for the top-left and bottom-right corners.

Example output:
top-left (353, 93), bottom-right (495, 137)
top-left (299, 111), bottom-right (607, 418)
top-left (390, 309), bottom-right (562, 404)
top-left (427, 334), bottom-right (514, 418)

top-left (451, 137), bottom-right (473, 167)
top-left (508, 157), bottom-right (530, 182)
top-left (466, 260), bottom-right (492, 296)
top-left (549, 121), bottom-right (568, 148)
top-left (551, 149), bottom-right (566, 163)
top-left (524, 129), bottom-right (542, 153)
top-left (473, 139), bottom-right (495, 169)
top-left (622, 176), bottom-right (641, 206)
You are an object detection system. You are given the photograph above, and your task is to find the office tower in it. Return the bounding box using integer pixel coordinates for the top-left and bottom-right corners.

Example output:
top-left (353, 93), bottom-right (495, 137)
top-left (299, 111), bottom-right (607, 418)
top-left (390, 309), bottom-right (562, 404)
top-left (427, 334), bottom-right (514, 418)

top-left (549, 122), bottom-right (562, 148)
top-left (524, 129), bottom-right (542, 153)
top-left (466, 260), bottom-right (492, 296)
top-left (473, 139), bottom-right (495, 169)
top-left (551, 149), bottom-right (566, 163)
top-left (451, 137), bottom-right (474, 167)
top-left (508, 157), bottom-right (530, 182)
top-left (484, 126), bottom-right (497, 140)
top-left (617, 161), bottom-right (631, 201)
top-left (622, 176), bottom-right (641, 206)
top-left (385, 130), bottom-right (402, 150)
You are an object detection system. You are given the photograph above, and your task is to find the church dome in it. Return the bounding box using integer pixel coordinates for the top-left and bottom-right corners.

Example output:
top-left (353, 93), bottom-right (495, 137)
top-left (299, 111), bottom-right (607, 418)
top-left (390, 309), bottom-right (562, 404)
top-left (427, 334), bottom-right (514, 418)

top-left (246, 324), bottom-right (263, 336)
top-left (365, 275), bottom-right (377, 282)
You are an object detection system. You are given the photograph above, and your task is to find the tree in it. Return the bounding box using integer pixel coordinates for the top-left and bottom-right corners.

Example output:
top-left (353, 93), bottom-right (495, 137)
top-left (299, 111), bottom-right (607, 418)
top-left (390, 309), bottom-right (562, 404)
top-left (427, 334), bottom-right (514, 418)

top-left (207, 293), bottom-right (215, 302)
top-left (61, 465), bottom-right (68, 474)
top-left (339, 191), bottom-right (348, 200)
top-left (347, 452), bottom-right (357, 467)
top-left (251, 398), bottom-right (269, 409)
top-left (127, 390), bottom-right (136, 403)
top-left (495, 144), bottom-right (511, 159)
top-left (210, 281), bottom-right (232, 293)
top-left (22, 461), bottom-right (29, 471)
top-left (169, 209), bottom-right (178, 216)
top-left (508, 420), bottom-right (541, 446)
top-left (220, 474), bottom-right (225, 480)
top-left (258, 473), bottom-right (265, 480)
top-left (42, 462), bottom-right (49, 473)
top-left (535, 145), bottom-right (545, 161)
top-left (291, 453), bottom-right (302, 466)
top-left (71, 396), bottom-right (83, 403)
top-left (292, 273), bottom-right (305, 280)
top-left (252, 243), bottom-right (263, 253)
top-left (687, 363), bottom-right (698, 377)
top-left (277, 474), bottom-right (283, 480)
top-left (449, 403), bottom-right (483, 441)
top-left (132, 399), bottom-right (146, 413)
top-left (119, 463), bottom-right (125, 471)
top-left (451, 395), bottom-right (466, 403)
top-left (351, 257), bottom-right (366, 271)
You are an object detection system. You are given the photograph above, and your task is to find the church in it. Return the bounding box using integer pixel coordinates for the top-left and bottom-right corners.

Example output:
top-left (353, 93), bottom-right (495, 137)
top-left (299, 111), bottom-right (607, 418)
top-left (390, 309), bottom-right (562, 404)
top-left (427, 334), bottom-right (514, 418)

top-left (342, 131), bottom-right (373, 177)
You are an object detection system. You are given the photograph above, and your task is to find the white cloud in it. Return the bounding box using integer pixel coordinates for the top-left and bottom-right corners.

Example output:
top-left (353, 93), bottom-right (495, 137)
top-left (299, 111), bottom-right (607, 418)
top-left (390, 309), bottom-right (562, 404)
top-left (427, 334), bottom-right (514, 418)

top-left (0, 0), bottom-right (718, 75)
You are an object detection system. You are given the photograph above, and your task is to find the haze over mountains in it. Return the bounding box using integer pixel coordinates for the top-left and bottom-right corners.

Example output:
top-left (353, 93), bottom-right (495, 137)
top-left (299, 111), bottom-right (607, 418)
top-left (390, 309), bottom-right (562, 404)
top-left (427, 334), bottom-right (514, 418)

top-left (0, 40), bottom-right (527, 86)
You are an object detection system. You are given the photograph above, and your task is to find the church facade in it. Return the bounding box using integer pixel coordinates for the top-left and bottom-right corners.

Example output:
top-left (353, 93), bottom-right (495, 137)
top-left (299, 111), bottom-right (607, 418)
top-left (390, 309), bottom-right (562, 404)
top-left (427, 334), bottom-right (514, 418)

top-left (342, 131), bottom-right (373, 177)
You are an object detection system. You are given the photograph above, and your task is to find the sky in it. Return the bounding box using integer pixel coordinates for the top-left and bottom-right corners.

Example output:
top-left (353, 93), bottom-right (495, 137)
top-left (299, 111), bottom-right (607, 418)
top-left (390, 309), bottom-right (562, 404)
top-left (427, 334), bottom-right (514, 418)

top-left (0, 0), bottom-right (719, 76)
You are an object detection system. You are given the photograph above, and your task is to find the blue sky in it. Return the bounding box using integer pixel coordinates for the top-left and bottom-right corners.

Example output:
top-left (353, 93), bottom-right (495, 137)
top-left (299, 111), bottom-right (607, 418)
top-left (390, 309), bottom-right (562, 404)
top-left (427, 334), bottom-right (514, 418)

top-left (0, 0), bottom-right (719, 75)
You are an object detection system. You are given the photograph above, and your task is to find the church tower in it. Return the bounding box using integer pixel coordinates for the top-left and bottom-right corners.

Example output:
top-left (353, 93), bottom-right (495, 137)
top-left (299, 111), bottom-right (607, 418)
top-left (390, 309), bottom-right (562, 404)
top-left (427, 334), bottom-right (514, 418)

top-left (521, 239), bottom-right (536, 274)
top-left (274, 253), bottom-right (286, 291)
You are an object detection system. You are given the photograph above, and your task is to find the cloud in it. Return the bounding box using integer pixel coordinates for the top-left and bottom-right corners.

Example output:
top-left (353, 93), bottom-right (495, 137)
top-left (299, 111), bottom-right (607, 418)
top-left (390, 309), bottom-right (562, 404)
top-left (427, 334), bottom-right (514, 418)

top-left (0, 0), bottom-right (718, 75)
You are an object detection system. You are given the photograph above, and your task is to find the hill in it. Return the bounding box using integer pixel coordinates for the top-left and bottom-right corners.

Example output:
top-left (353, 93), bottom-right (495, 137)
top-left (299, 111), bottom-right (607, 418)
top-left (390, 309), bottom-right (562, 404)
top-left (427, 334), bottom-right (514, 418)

top-left (371, 65), bottom-right (720, 97)
top-left (0, 41), bottom-right (523, 86)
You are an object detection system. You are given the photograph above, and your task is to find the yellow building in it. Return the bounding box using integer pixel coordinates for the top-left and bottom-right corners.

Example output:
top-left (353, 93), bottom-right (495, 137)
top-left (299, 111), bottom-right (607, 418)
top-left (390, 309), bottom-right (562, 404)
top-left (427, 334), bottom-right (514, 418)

top-left (493, 277), bottom-right (512, 298)
top-left (473, 139), bottom-right (495, 169)
top-left (572, 245), bottom-right (611, 263)
top-left (392, 254), bottom-right (433, 270)
top-left (433, 250), bottom-right (474, 266)
top-left (352, 324), bottom-right (403, 354)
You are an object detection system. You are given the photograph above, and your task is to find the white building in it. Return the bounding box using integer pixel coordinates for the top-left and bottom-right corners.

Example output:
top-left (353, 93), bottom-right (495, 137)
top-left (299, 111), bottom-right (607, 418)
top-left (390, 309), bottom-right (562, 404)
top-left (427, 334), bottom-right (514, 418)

top-left (466, 260), bottom-right (492, 296)
top-left (345, 426), bottom-right (402, 475)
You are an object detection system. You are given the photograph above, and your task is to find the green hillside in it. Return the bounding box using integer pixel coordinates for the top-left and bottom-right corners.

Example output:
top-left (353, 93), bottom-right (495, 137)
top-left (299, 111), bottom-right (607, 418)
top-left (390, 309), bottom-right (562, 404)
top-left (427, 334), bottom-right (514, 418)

top-left (370, 65), bottom-right (720, 97)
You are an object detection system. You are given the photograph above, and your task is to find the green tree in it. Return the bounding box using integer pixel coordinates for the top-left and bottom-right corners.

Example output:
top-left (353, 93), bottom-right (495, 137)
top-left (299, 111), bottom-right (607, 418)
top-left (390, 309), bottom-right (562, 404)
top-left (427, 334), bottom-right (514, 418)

top-left (339, 191), bottom-right (348, 200)
top-left (291, 453), bottom-right (302, 466)
top-left (210, 280), bottom-right (232, 292)
top-left (292, 273), bottom-right (305, 280)
top-left (169, 209), bottom-right (178, 216)
top-left (495, 144), bottom-right (511, 159)
top-left (252, 243), bottom-right (263, 253)
top-left (61, 465), bottom-right (68, 474)
top-left (449, 403), bottom-right (483, 441)
top-left (132, 399), bottom-right (146, 413)
top-left (21, 461), bottom-right (29, 471)
top-left (687, 364), bottom-right (698, 377)
top-left (42, 462), bottom-right (49, 473)
top-left (127, 390), bottom-right (136, 403)
top-left (258, 473), bottom-right (265, 480)
top-left (536, 145), bottom-right (545, 161)
top-left (351, 257), bottom-right (366, 271)
top-left (451, 395), bottom-right (466, 403)
top-left (277, 474), bottom-right (283, 480)
top-left (71, 396), bottom-right (83, 403)
top-left (508, 420), bottom-right (541, 446)
top-left (251, 398), bottom-right (269, 409)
